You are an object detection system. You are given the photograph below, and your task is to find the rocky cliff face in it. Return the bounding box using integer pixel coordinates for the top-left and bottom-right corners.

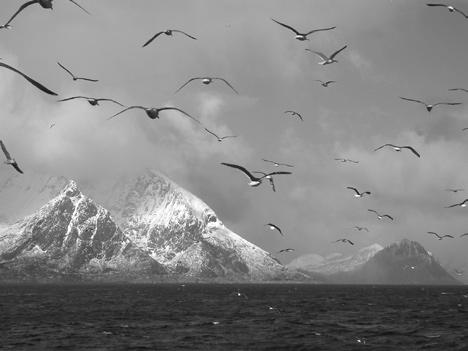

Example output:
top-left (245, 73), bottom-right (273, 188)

top-left (330, 239), bottom-right (460, 285)
top-left (0, 181), bottom-right (164, 281)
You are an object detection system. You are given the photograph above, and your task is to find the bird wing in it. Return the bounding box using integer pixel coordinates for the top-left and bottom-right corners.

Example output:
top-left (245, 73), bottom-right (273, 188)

top-left (268, 177), bottom-right (276, 192)
top-left (278, 162), bottom-right (294, 167)
top-left (76, 77), bottom-right (99, 82)
top-left (221, 162), bottom-right (257, 181)
top-left (449, 88), bottom-right (468, 92)
top-left (96, 98), bottom-right (125, 107)
top-left (402, 146), bottom-right (421, 158)
top-left (0, 140), bottom-right (12, 160)
top-left (445, 203), bottom-right (460, 208)
top-left (306, 50), bottom-right (329, 61)
top-left (0, 62), bottom-right (57, 96)
top-left (399, 96), bottom-right (426, 105)
top-left (271, 19), bottom-right (300, 35)
top-left (330, 45), bottom-right (348, 60)
top-left (174, 77), bottom-right (201, 93)
top-left (428, 231), bottom-right (440, 237)
top-left (57, 61), bottom-right (75, 78)
top-left (142, 32), bottom-right (165, 47)
top-left (349, 159), bottom-right (359, 163)
top-left (262, 158), bottom-right (276, 165)
top-left (68, 0), bottom-right (91, 15)
top-left (11, 162), bottom-right (23, 174)
top-left (432, 102), bottom-right (462, 107)
top-left (383, 215), bottom-right (394, 220)
top-left (213, 78), bottom-right (239, 94)
top-left (172, 30), bottom-right (197, 40)
top-left (58, 96), bottom-right (88, 102)
top-left (108, 106), bottom-right (145, 120)
top-left (373, 144), bottom-right (394, 152)
top-left (346, 239), bottom-right (354, 245)
top-left (426, 4), bottom-right (448, 8)
top-left (220, 135), bottom-right (237, 140)
top-left (267, 223), bottom-right (283, 235)
top-left (0, 0), bottom-right (37, 28)
top-left (204, 128), bottom-right (219, 139)
top-left (346, 186), bottom-right (360, 195)
top-left (454, 7), bottom-right (468, 18)
top-left (158, 107), bottom-right (200, 124)
top-left (443, 235), bottom-right (454, 238)
top-left (305, 26), bottom-right (336, 36)
top-left (460, 233), bottom-right (468, 237)
top-left (368, 209), bottom-right (378, 215)
top-left (265, 171), bottom-right (292, 177)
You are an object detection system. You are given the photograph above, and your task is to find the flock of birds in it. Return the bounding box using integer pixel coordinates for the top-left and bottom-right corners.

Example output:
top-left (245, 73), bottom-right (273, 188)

top-left (0, 1), bottom-right (467, 270)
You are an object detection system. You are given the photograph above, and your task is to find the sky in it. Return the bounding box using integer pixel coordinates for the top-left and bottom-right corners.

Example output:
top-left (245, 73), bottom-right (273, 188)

top-left (1, 0), bottom-right (468, 274)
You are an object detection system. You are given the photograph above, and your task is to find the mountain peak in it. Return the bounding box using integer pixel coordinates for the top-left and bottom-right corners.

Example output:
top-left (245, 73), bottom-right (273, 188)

top-left (61, 180), bottom-right (80, 198)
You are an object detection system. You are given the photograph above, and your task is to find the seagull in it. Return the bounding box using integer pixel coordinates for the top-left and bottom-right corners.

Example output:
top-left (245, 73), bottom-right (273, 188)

top-left (445, 199), bottom-right (468, 208)
top-left (305, 45), bottom-right (347, 65)
top-left (426, 4), bottom-right (468, 18)
top-left (335, 158), bottom-right (359, 164)
top-left (399, 97), bottom-right (462, 112)
top-left (0, 0), bottom-right (90, 29)
top-left (0, 62), bottom-right (57, 96)
top-left (58, 96), bottom-right (124, 107)
top-left (284, 110), bottom-right (303, 121)
top-left (271, 19), bottom-right (336, 41)
top-left (445, 188), bottom-right (464, 193)
top-left (373, 144), bottom-right (421, 158)
top-left (449, 88), bottom-right (468, 93)
top-left (427, 232), bottom-right (454, 240)
top-left (265, 223), bottom-right (283, 236)
top-left (142, 29), bottom-right (197, 47)
top-left (57, 62), bottom-right (98, 82)
top-left (108, 106), bottom-right (199, 123)
top-left (175, 77), bottom-right (238, 94)
top-left (262, 159), bottom-right (294, 168)
top-left (333, 238), bottom-right (354, 245)
top-left (204, 128), bottom-right (237, 142)
top-left (460, 233), bottom-right (468, 237)
top-left (354, 226), bottom-right (369, 232)
top-left (347, 187), bottom-right (371, 198)
top-left (49, 123), bottom-right (56, 129)
top-left (221, 163), bottom-right (291, 188)
top-left (277, 248), bottom-right (295, 254)
top-left (231, 289), bottom-right (248, 299)
top-left (1, 140), bottom-right (23, 174)
top-left (368, 209), bottom-right (394, 221)
top-left (315, 80), bottom-right (336, 87)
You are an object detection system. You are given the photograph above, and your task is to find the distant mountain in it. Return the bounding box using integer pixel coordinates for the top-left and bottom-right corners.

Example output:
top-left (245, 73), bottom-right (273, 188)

top-left (330, 239), bottom-right (461, 285)
top-left (0, 181), bottom-right (164, 282)
top-left (288, 244), bottom-right (383, 275)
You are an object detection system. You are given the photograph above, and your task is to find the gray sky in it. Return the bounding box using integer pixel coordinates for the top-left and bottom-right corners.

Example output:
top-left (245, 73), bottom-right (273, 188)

top-left (1, 0), bottom-right (468, 273)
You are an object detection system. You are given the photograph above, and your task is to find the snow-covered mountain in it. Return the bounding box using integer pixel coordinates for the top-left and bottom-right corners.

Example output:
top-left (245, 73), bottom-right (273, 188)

top-left (0, 170), bottom-right (291, 282)
top-left (288, 244), bottom-right (383, 275)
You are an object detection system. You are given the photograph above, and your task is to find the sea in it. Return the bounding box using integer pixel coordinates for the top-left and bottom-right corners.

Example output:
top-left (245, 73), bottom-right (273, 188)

top-left (1, 284), bottom-right (467, 350)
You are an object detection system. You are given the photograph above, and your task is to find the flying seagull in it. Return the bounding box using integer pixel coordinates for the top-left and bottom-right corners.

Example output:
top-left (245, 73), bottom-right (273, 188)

top-left (175, 77), bottom-right (238, 94)
top-left (315, 80), bottom-right (336, 87)
top-left (368, 209), bottom-right (394, 221)
top-left (0, 61), bottom-right (57, 96)
top-left (108, 106), bottom-right (199, 123)
top-left (57, 62), bottom-right (98, 82)
top-left (49, 123), bottom-right (56, 129)
top-left (445, 188), bottom-right (464, 193)
top-left (445, 199), bottom-right (468, 208)
top-left (277, 248), bottom-right (295, 254)
top-left (333, 238), bottom-right (354, 245)
top-left (271, 19), bottom-right (336, 41)
top-left (142, 29), bottom-right (197, 47)
top-left (0, 140), bottom-right (23, 174)
top-left (305, 45), bottom-right (347, 65)
top-left (399, 97), bottom-right (462, 112)
top-left (204, 128), bottom-right (237, 142)
top-left (265, 223), bottom-right (283, 236)
top-left (58, 96), bottom-right (124, 107)
top-left (347, 187), bottom-right (371, 198)
top-left (373, 144), bottom-right (421, 158)
top-left (284, 110), bottom-right (303, 121)
top-left (354, 226), bottom-right (369, 232)
top-left (426, 4), bottom-right (468, 18)
top-left (0, 0), bottom-right (90, 29)
top-left (427, 232), bottom-right (454, 240)
top-left (335, 158), bottom-right (359, 164)
top-left (262, 159), bottom-right (294, 168)
top-left (221, 163), bottom-right (291, 188)
top-left (449, 88), bottom-right (468, 93)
